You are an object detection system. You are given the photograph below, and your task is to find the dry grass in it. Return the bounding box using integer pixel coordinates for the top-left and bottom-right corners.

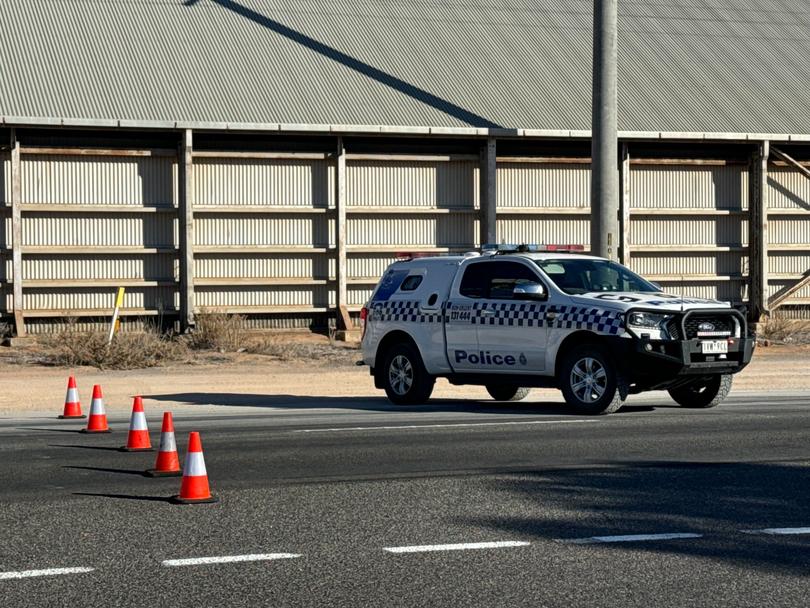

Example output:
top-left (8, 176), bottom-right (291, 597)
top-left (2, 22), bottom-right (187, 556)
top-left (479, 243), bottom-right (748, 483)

top-left (43, 327), bottom-right (189, 369)
top-left (186, 311), bottom-right (247, 352)
top-left (246, 335), bottom-right (359, 365)
top-left (758, 318), bottom-right (810, 344)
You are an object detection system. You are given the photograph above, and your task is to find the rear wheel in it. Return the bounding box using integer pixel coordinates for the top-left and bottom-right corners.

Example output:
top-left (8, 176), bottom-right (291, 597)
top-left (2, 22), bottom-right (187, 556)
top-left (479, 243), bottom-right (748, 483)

top-left (382, 342), bottom-right (435, 405)
top-left (668, 374), bottom-right (732, 408)
top-left (486, 385), bottom-right (531, 401)
top-left (559, 344), bottom-right (625, 415)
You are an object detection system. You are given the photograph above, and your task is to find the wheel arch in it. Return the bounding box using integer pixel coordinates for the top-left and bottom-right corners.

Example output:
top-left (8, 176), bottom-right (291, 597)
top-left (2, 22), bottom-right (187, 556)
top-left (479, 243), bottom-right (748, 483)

top-left (554, 330), bottom-right (616, 381)
top-left (373, 330), bottom-right (423, 388)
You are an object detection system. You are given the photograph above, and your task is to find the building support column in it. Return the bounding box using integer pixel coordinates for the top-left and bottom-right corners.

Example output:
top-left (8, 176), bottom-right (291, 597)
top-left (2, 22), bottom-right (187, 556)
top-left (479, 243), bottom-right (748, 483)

top-left (619, 143), bottom-right (631, 266)
top-left (10, 129), bottom-right (25, 337)
top-left (178, 129), bottom-right (195, 330)
top-left (334, 137), bottom-right (352, 334)
top-left (479, 137), bottom-right (497, 246)
top-left (748, 140), bottom-right (769, 321)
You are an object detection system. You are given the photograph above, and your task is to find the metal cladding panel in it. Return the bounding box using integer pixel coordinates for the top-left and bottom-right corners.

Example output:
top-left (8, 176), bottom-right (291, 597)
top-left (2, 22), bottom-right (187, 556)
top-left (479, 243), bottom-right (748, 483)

top-left (347, 215), bottom-right (477, 247)
top-left (1, 154), bottom-right (9, 204)
top-left (496, 217), bottom-right (590, 247)
top-left (1, 258), bottom-right (10, 282)
top-left (630, 252), bottom-right (748, 277)
top-left (768, 217), bottom-right (810, 246)
top-left (195, 253), bottom-right (331, 280)
top-left (22, 213), bottom-right (177, 247)
top-left (22, 317), bottom-right (160, 334)
top-left (22, 155), bottom-right (177, 206)
top-left (348, 254), bottom-right (400, 281)
top-left (768, 280), bottom-right (810, 300)
top-left (1, 209), bottom-right (8, 249)
top-left (768, 167), bottom-right (810, 210)
top-left (23, 254), bottom-right (177, 281)
top-left (349, 286), bottom-right (374, 307)
top-left (645, 281), bottom-right (746, 303)
top-left (194, 215), bottom-right (333, 247)
top-left (769, 252), bottom-right (810, 275)
top-left (631, 217), bottom-right (748, 246)
top-left (22, 287), bottom-right (178, 311)
top-left (631, 165), bottom-right (748, 210)
top-left (194, 158), bottom-right (334, 207)
top-left (195, 286), bottom-right (330, 308)
top-left (347, 161), bottom-right (478, 208)
top-left (240, 315), bottom-right (331, 330)
top-left (497, 162), bottom-right (590, 207)
top-left (773, 306), bottom-right (810, 320)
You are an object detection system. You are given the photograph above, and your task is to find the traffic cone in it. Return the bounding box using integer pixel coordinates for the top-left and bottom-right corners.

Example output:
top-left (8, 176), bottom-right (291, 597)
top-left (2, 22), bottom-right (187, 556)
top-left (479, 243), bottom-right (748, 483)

top-left (145, 412), bottom-right (182, 477)
top-left (120, 396), bottom-right (152, 452)
top-left (172, 432), bottom-right (218, 504)
top-left (80, 385), bottom-right (111, 433)
top-left (58, 376), bottom-right (85, 419)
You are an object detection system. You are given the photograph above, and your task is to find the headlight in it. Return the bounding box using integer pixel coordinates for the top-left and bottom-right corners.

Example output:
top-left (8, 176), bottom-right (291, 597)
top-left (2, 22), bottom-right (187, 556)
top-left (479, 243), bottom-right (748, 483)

top-left (626, 311), bottom-right (674, 340)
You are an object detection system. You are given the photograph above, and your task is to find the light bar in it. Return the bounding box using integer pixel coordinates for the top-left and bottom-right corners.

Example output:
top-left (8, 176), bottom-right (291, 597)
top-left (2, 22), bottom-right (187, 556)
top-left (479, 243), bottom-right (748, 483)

top-left (481, 243), bottom-right (586, 253)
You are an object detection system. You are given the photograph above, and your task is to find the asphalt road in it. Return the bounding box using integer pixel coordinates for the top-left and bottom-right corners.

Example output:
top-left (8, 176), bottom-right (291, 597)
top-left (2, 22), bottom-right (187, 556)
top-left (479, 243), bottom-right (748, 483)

top-left (1, 390), bottom-right (809, 607)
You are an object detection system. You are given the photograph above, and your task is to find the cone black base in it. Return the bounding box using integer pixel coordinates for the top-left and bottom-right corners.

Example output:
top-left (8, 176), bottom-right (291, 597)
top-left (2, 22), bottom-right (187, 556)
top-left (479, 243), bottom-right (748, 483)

top-left (58, 414), bottom-right (86, 419)
top-left (145, 469), bottom-right (183, 478)
top-left (171, 494), bottom-right (219, 504)
top-left (119, 447), bottom-right (154, 452)
top-left (80, 429), bottom-right (112, 434)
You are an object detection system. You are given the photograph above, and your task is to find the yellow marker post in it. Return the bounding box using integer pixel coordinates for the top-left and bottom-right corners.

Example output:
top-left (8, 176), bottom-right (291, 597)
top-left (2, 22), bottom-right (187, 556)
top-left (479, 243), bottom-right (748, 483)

top-left (107, 287), bottom-right (126, 345)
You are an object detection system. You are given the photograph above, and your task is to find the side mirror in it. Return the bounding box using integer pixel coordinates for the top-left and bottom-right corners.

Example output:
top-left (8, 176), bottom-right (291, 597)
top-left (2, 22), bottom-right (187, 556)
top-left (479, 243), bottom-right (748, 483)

top-left (513, 282), bottom-right (547, 301)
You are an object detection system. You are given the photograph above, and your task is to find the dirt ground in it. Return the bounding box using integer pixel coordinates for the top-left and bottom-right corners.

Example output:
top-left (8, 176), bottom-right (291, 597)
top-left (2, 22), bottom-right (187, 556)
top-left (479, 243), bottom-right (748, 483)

top-left (0, 338), bottom-right (807, 416)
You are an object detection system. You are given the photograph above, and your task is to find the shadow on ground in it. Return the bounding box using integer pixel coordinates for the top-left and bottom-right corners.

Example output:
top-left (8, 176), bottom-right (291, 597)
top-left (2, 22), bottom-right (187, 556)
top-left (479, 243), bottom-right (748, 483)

top-left (458, 461), bottom-right (810, 575)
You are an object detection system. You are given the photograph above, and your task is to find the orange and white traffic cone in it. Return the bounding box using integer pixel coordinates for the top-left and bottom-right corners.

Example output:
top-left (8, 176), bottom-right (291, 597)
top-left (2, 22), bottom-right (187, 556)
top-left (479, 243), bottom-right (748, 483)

top-left (58, 376), bottom-right (85, 419)
top-left (145, 412), bottom-right (182, 477)
top-left (120, 396), bottom-right (152, 452)
top-left (172, 432), bottom-right (218, 504)
top-left (81, 385), bottom-right (111, 433)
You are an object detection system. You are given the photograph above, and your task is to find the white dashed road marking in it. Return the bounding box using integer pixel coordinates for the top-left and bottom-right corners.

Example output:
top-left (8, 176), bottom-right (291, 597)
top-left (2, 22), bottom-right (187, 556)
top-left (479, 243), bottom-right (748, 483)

top-left (294, 420), bottom-right (597, 433)
top-left (741, 527), bottom-right (810, 536)
top-left (556, 533), bottom-right (703, 545)
top-left (162, 553), bottom-right (301, 567)
top-left (0, 567), bottom-right (94, 580)
top-left (383, 541), bottom-right (531, 554)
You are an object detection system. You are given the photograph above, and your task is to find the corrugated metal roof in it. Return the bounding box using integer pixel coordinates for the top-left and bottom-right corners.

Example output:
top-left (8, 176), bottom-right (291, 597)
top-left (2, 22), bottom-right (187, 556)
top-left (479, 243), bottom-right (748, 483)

top-left (1, 0), bottom-right (809, 134)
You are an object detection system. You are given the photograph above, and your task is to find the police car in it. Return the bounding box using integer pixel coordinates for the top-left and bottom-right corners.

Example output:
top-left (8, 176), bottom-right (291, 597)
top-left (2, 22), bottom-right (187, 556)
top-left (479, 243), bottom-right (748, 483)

top-left (359, 244), bottom-right (755, 415)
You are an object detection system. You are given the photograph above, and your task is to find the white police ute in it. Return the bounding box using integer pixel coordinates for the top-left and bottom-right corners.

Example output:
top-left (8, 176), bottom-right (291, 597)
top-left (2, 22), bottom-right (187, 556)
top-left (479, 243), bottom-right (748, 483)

top-left (359, 244), bottom-right (754, 415)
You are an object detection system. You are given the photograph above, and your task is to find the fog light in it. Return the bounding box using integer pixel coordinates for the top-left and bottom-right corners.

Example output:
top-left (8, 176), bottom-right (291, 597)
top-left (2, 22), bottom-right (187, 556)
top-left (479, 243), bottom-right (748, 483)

top-left (644, 343), bottom-right (653, 352)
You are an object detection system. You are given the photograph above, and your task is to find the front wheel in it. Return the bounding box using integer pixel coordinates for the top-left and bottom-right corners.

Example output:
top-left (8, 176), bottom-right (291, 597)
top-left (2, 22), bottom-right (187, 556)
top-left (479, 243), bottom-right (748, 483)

top-left (559, 345), bottom-right (626, 415)
top-left (668, 374), bottom-right (732, 408)
top-left (486, 385), bottom-right (531, 402)
top-left (381, 342), bottom-right (435, 405)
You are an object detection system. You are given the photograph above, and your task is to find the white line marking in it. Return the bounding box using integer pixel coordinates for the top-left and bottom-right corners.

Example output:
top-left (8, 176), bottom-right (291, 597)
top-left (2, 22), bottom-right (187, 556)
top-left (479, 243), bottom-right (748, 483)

top-left (383, 541), bottom-right (531, 554)
top-left (556, 533), bottom-right (703, 545)
top-left (294, 419), bottom-right (597, 433)
top-left (741, 527), bottom-right (810, 536)
top-left (162, 553), bottom-right (301, 567)
top-left (0, 567), bottom-right (94, 580)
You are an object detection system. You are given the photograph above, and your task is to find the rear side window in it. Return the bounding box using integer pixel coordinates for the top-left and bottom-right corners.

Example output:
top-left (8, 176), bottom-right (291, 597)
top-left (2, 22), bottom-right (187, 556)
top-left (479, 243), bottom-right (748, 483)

top-left (400, 275), bottom-right (423, 292)
top-left (459, 261), bottom-right (541, 299)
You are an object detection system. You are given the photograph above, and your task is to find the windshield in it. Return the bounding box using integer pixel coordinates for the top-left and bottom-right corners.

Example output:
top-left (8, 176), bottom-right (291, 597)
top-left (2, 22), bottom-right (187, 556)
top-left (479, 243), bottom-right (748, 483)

top-left (534, 258), bottom-right (660, 295)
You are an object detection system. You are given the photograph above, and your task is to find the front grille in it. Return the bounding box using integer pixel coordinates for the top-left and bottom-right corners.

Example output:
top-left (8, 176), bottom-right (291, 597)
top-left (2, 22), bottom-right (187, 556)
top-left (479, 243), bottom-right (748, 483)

top-left (684, 314), bottom-right (734, 339)
top-left (665, 319), bottom-right (681, 340)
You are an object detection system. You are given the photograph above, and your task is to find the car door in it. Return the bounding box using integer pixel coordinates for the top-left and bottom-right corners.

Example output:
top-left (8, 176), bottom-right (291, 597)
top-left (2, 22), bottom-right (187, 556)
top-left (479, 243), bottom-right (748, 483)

top-left (473, 260), bottom-right (549, 374)
top-left (444, 260), bottom-right (489, 372)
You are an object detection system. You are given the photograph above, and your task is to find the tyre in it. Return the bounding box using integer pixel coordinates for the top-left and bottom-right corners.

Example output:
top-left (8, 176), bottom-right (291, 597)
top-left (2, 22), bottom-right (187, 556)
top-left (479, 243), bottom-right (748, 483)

top-left (486, 385), bottom-right (531, 401)
top-left (382, 342), bottom-right (435, 405)
top-left (668, 374), bottom-right (732, 408)
top-left (559, 344), bottom-right (626, 415)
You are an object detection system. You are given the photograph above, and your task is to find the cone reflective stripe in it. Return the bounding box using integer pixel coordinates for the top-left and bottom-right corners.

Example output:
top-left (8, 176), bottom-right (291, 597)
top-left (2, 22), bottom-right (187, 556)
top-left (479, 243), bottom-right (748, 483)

top-left (172, 432), bottom-right (218, 504)
top-left (120, 396), bottom-right (152, 452)
top-left (81, 385), bottom-right (111, 433)
top-left (59, 376), bottom-right (85, 419)
top-left (146, 412), bottom-right (182, 477)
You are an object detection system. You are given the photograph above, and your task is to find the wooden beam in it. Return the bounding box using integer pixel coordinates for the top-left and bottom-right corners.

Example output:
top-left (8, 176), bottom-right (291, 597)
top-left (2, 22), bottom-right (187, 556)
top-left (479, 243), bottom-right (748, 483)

top-left (192, 150), bottom-right (331, 161)
top-left (768, 273), bottom-right (810, 310)
top-left (335, 137), bottom-right (351, 331)
top-left (479, 137), bottom-right (497, 246)
top-left (620, 143), bottom-right (631, 266)
top-left (179, 129), bottom-right (195, 329)
top-left (748, 141), bottom-right (769, 320)
top-left (20, 147), bottom-right (176, 157)
top-left (770, 147), bottom-right (810, 180)
top-left (10, 129), bottom-right (25, 337)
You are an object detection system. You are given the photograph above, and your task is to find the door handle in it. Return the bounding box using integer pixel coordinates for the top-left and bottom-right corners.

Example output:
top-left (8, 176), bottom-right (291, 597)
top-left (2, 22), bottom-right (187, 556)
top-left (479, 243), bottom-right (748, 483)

top-left (546, 312), bottom-right (557, 320)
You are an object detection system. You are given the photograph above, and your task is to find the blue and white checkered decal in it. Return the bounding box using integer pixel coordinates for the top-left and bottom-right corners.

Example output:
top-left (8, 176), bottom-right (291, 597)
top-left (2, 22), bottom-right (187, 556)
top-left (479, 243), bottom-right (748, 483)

top-left (553, 305), bottom-right (625, 335)
top-left (370, 300), bottom-right (443, 324)
top-left (468, 302), bottom-right (548, 327)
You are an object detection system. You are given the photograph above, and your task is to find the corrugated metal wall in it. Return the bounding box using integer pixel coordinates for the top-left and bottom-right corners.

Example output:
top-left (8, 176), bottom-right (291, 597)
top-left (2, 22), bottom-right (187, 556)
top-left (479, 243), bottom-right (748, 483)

top-left (1, 152), bottom-right (9, 317)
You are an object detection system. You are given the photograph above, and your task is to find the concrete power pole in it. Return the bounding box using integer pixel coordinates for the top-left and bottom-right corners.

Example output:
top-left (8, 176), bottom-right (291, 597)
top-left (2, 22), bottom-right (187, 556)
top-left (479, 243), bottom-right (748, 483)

top-left (590, 0), bottom-right (619, 261)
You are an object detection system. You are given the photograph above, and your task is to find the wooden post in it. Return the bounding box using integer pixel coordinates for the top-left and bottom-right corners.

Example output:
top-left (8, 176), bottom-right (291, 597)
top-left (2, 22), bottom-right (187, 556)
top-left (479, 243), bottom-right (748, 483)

top-left (619, 143), bottom-right (631, 266)
top-left (178, 129), bottom-right (195, 330)
top-left (10, 129), bottom-right (25, 337)
top-left (334, 137), bottom-right (352, 333)
top-left (479, 137), bottom-right (497, 246)
top-left (748, 140), bottom-right (769, 321)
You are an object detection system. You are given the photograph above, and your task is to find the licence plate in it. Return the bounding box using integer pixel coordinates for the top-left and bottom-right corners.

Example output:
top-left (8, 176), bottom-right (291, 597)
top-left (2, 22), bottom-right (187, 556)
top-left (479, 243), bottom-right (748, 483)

top-left (701, 340), bottom-right (728, 354)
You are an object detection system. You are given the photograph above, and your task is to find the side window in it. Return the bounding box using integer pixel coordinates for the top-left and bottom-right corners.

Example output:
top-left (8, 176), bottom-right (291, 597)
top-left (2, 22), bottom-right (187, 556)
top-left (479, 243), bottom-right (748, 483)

top-left (459, 263), bottom-right (491, 299)
top-left (488, 261), bottom-right (542, 299)
top-left (399, 275), bottom-right (423, 292)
